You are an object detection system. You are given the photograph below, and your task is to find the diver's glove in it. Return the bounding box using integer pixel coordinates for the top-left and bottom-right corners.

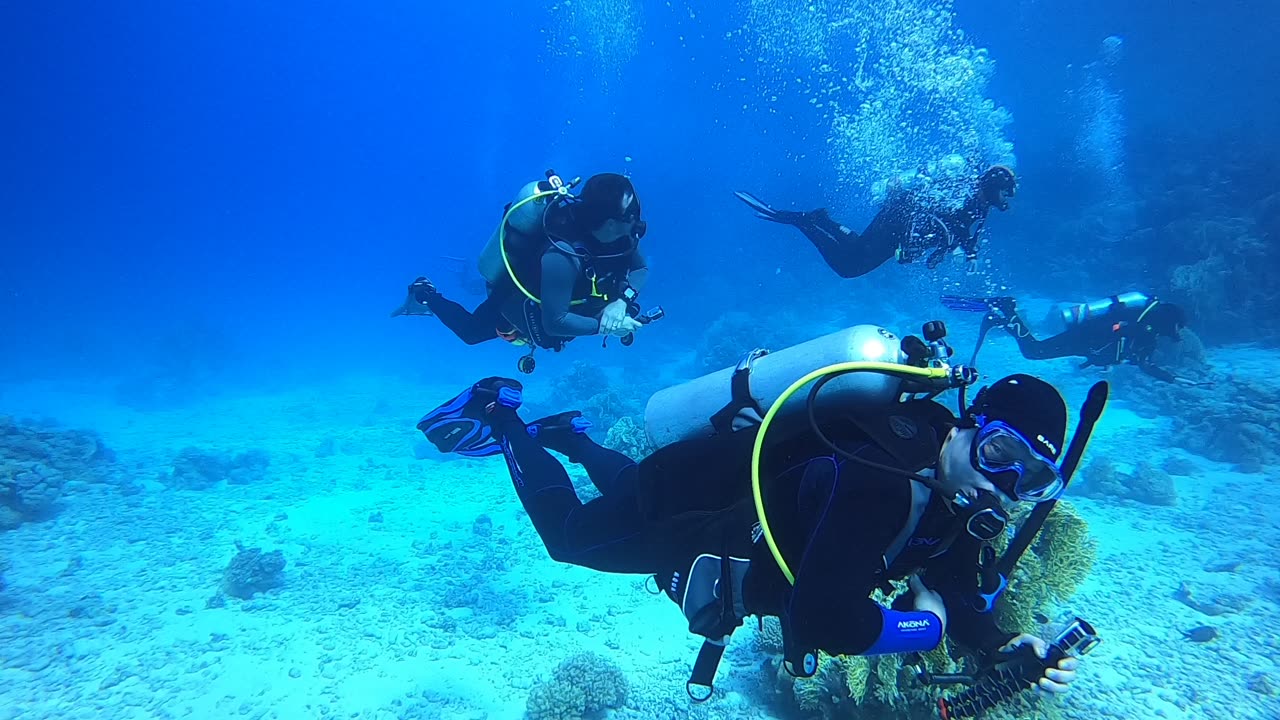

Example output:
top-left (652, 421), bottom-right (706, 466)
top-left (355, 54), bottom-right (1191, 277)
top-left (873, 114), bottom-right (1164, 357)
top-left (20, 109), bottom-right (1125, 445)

top-left (390, 277), bottom-right (436, 318)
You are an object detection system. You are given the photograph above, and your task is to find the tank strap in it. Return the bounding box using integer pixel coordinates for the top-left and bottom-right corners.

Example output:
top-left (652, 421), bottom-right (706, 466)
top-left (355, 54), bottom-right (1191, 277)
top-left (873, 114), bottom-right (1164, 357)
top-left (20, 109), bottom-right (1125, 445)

top-left (709, 349), bottom-right (770, 434)
top-left (882, 479), bottom-right (932, 568)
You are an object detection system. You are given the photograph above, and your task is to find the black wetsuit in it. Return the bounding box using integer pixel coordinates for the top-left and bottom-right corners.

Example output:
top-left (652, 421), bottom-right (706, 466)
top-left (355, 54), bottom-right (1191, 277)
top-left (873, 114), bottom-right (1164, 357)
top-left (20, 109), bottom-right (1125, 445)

top-left (779, 190), bottom-right (991, 279)
top-left (997, 301), bottom-right (1177, 383)
top-left (486, 399), bottom-right (1015, 659)
top-left (423, 204), bottom-right (649, 348)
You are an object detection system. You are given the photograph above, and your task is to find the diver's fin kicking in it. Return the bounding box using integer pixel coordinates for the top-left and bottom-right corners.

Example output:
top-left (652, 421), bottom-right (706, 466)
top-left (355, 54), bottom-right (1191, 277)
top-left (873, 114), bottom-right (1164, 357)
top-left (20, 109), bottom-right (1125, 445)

top-left (941, 295), bottom-right (1019, 365)
top-left (391, 277), bottom-right (436, 318)
top-left (418, 378), bottom-right (524, 457)
top-left (733, 190), bottom-right (779, 221)
top-left (734, 191), bottom-right (810, 226)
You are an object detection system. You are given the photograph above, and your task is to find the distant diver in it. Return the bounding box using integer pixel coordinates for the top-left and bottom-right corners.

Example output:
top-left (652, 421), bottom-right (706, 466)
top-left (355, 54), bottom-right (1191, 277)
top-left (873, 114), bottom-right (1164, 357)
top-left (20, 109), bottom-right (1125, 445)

top-left (942, 292), bottom-right (1209, 386)
top-left (735, 165), bottom-right (1017, 279)
top-left (392, 170), bottom-right (659, 373)
top-left (416, 321), bottom-right (1095, 707)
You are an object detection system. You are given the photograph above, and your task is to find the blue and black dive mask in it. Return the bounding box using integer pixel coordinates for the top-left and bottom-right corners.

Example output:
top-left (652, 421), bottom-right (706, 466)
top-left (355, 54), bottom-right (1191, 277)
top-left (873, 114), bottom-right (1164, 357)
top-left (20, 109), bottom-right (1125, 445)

top-left (970, 420), bottom-right (1064, 503)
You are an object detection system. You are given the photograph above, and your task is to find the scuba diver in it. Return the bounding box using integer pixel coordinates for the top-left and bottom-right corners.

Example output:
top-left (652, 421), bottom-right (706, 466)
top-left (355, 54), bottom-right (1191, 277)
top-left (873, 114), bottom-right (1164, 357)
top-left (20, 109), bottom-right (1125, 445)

top-left (392, 171), bottom-right (656, 373)
top-left (734, 165), bottom-right (1017, 279)
top-left (416, 323), bottom-right (1097, 710)
top-left (942, 292), bottom-right (1209, 386)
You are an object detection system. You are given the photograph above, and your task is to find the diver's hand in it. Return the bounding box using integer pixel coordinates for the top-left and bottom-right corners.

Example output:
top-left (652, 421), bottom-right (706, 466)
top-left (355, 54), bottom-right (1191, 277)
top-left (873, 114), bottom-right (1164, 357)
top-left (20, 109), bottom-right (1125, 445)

top-left (390, 277), bottom-right (435, 318)
top-left (966, 257), bottom-right (979, 274)
top-left (599, 299), bottom-right (631, 334)
top-left (908, 574), bottom-right (947, 634)
top-left (607, 316), bottom-right (643, 337)
top-left (997, 634), bottom-right (1080, 695)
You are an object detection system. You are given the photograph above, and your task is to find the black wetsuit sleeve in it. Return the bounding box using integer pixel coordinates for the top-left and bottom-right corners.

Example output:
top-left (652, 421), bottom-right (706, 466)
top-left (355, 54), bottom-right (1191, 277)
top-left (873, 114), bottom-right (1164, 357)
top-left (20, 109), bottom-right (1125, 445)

top-left (957, 208), bottom-right (986, 260)
top-left (960, 223), bottom-right (981, 260)
top-left (924, 535), bottom-right (1017, 652)
top-left (540, 251), bottom-right (602, 336)
top-left (626, 250), bottom-right (649, 294)
top-left (1138, 359), bottom-right (1178, 383)
top-left (786, 455), bottom-right (941, 656)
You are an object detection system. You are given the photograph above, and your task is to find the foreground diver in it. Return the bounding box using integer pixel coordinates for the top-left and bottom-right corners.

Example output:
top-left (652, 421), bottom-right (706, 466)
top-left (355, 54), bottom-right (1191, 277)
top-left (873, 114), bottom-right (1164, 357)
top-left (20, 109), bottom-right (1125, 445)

top-left (392, 171), bottom-right (652, 371)
top-left (942, 292), bottom-right (1207, 386)
top-left (735, 165), bottom-right (1017, 279)
top-left (417, 334), bottom-right (1087, 707)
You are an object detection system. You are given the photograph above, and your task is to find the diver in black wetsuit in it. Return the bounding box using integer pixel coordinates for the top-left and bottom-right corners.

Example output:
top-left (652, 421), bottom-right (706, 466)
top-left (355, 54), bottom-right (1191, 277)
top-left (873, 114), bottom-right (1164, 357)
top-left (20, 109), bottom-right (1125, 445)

top-left (416, 372), bottom-right (1082, 701)
top-left (942, 293), bottom-right (1208, 386)
top-left (735, 165), bottom-right (1017, 278)
top-left (392, 173), bottom-right (650, 352)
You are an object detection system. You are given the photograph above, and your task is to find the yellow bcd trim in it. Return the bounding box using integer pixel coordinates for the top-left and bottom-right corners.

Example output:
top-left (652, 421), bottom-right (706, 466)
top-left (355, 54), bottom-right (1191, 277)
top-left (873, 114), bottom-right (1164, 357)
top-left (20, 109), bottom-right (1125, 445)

top-left (499, 189), bottom-right (601, 306)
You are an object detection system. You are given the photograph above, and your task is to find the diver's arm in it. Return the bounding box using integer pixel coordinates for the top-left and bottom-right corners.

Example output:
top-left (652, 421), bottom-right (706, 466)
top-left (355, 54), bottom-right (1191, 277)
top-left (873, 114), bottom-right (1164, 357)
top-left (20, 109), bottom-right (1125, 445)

top-left (625, 249), bottom-right (649, 294)
top-left (1137, 360), bottom-right (1178, 383)
top-left (925, 536), bottom-right (1017, 652)
top-left (539, 251), bottom-right (603, 336)
top-left (959, 214), bottom-right (983, 264)
top-left (787, 457), bottom-right (943, 656)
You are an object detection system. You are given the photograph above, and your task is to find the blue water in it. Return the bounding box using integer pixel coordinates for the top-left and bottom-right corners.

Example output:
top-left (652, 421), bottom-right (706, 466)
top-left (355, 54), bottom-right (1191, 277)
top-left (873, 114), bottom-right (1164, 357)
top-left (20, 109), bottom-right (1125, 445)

top-left (2, 1), bottom-right (1278, 719)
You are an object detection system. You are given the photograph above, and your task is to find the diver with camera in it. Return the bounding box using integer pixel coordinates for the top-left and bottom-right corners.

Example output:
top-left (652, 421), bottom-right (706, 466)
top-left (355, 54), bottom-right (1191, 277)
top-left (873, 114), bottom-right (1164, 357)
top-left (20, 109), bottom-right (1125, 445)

top-left (414, 317), bottom-right (1102, 711)
top-left (392, 170), bottom-right (661, 373)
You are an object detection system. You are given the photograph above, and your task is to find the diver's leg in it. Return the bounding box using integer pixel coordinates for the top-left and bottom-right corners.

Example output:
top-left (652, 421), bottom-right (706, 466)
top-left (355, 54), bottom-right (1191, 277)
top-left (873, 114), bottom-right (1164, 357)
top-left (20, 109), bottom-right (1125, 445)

top-left (800, 211), bottom-right (891, 279)
top-left (1010, 327), bottom-right (1088, 361)
top-left (424, 291), bottom-right (504, 345)
top-left (527, 412), bottom-right (638, 496)
top-left (480, 397), bottom-right (661, 574)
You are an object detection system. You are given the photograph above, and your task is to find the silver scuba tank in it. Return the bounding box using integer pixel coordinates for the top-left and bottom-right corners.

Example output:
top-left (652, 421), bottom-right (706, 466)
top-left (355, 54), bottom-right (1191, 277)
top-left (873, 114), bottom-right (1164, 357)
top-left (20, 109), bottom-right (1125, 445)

top-left (644, 325), bottom-right (914, 449)
top-left (1060, 291), bottom-right (1149, 327)
top-left (477, 180), bottom-right (552, 286)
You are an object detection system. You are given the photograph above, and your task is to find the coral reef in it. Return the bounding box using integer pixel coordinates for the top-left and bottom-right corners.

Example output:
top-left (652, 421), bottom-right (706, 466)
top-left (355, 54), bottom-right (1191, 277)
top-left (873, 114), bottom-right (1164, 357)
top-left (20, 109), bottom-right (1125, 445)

top-left (996, 501), bottom-right (1097, 635)
top-left (603, 416), bottom-right (653, 460)
top-left (581, 388), bottom-right (634, 430)
top-left (784, 650), bottom-right (940, 720)
top-left (0, 463), bottom-right (64, 530)
top-left (525, 651), bottom-right (628, 720)
top-left (1, 415), bottom-right (117, 530)
top-left (222, 544), bottom-right (286, 599)
top-left (1033, 132), bottom-right (1280, 344)
top-left (1076, 456), bottom-right (1177, 505)
top-left (163, 447), bottom-right (272, 490)
top-left (1127, 462), bottom-right (1177, 506)
top-left (695, 310), bottom-right (811, 373)
top-left (755, 615), bottom-right (785, 655)
top-left (550, 361), bottom-right (611, 408)
top-left (1123, 373), bottom-right (1280, 472)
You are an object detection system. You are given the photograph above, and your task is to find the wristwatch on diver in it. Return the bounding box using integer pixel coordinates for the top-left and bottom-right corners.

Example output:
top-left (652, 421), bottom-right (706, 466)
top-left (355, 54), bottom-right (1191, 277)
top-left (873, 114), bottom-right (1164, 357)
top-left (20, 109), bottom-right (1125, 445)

top-left (619, 284), bottom-right (641, 314)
